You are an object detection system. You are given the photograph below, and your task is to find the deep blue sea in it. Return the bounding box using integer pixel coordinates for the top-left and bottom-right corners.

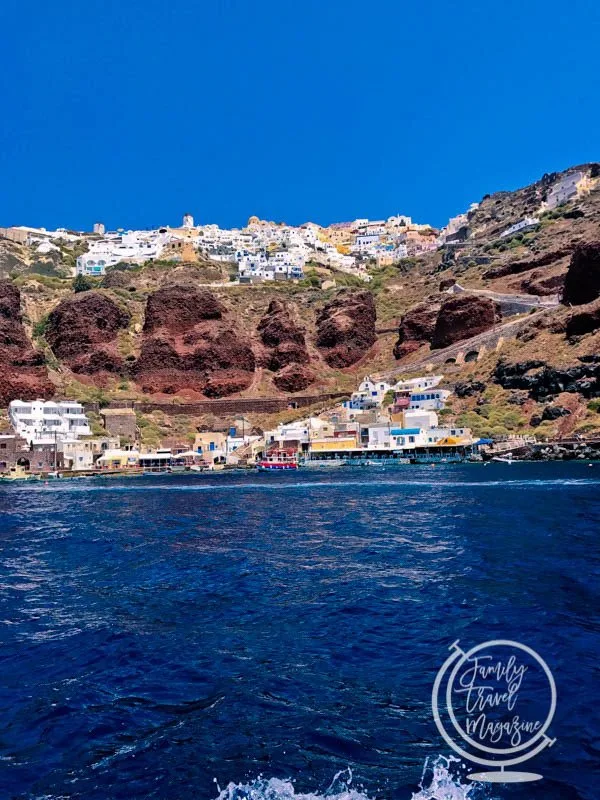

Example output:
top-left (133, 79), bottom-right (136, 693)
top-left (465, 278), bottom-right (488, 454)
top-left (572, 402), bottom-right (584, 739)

top-left (0, 464), bottom-right (599, 800)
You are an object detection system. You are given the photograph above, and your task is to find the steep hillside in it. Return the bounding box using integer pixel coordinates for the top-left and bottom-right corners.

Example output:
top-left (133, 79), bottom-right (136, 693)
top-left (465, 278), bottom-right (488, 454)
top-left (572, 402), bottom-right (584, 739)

top-left (2, 162), bottom-right (600, 440)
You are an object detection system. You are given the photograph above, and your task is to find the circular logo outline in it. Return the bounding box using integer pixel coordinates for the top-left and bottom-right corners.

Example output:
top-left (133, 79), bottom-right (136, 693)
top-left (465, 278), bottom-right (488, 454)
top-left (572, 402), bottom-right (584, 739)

top-left (432, 638), bottom-right (557, 770)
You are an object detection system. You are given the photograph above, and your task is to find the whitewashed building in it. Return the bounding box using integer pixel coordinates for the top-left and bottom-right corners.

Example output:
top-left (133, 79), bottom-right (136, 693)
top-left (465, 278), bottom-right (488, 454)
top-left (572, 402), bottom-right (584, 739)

top-left (544, 171), bottom-right (587, 209)
top-left (500, 217), bottom-right (540, 238)
top-left (76, 231), bottom-right (169, 276)
top-left (9, 400), bottom-right (92, 445)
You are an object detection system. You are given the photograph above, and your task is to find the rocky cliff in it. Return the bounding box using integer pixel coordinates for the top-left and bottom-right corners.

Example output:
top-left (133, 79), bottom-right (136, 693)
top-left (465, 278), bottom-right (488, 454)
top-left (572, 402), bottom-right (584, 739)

top-left (46, 291), bottom-right (131, 376)
top-left (431, 295), bottom-right (501, 349)
top-left (316, 290), bottom-right (377, 367)
top-left (3, 162), bottom-right (600, 441)
top-left (393, 294), bottom-right (500, 356)
top-left (133, 285), bottom-right (256, 397)
top-left (0, 281), bottom-right (53, 405)
top-left (393, 298), bottom-right (442, 359)
top-left (257, 299), bottom-right (315, 391)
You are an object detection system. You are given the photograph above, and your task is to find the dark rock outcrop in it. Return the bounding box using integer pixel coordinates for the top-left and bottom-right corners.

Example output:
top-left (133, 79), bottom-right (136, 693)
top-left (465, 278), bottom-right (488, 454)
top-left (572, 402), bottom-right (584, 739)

top-left (258, 299), bottom-right (305, 347)
top-left (257, 299), bottom-right (312, 383)
top-left (494, 358), bottom-right (600, 400)
top-left (393, 298), bottom-right (441, 360)
top-left (562, 243), bottom-right (600, 305)
top-left (0, 281), bottom-right (54, 404)
top-left (431, 295), bottom-right (501, 349)
top-left (46, 291), bottom-right (130, 375)
top-left (541, 405), bottom-right (571, 421)
top-left (134, 286), bottom-right (255, 397)
top-left (316, 290), bottom-right (377, 367)
top-left (454, 381), bottom-right (486, 398)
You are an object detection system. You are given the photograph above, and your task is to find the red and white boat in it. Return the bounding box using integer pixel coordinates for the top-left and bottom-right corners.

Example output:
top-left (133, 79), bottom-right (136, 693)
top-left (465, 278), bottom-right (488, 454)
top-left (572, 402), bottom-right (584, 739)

top-left (256, 448), bottom-right (298, 471)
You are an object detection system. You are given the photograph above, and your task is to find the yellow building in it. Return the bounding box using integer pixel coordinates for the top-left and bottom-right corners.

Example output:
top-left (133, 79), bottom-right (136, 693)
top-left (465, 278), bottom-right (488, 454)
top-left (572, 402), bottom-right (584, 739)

top-left (311, 437), bottom-right (356, 451)
top-left (163, 239), bottom-right (197, 261)
top-left (194, 431), bottom-right (227, 459)
top-left (96, 449), bottom-right (140, 469)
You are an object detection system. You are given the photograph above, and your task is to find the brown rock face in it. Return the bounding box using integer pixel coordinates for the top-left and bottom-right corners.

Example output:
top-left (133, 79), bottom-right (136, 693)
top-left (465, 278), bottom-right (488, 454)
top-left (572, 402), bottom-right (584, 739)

top-left (316, 290), bottom-right (377, 367)
top-left (520, 270), bottom-right (566, 296)
top-left (273, 365), bottom-right (315, 393)
top-left (0, 281), bottom-right (54, 404)
top-left (258, 299), bottom-right (306, 347)
top-left (45, 291), bottom-right (131, 375)
top-left (393, 298), bottom-right (441, 360)
top-left (562, 243), bottom-right (600, 305)
top-left (431, 295), bottom-right (501, 349)
top-left (565, 298), bottom-right (600, 337)
top-left (143, 285), bottom-right (225, 334)
top-left (134, 286), bottom-right (255, 396)
top-left (257, 299), bottom-right (312, 381)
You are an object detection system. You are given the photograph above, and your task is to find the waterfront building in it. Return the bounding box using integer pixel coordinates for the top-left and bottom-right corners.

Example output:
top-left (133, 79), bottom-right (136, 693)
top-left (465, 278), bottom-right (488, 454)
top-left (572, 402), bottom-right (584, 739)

top-left (9, 399), bottom-right (91, 446)
top-left (95, 448), bottom-right (140, 469)
top-left (59, 436), bottom-right (119, 470)
top-left (394, 375), bottom-right (443, 392)
top-left (0, 433), bottom-right (64, 474)
top-left (194, 431), bottom-right (227, 464)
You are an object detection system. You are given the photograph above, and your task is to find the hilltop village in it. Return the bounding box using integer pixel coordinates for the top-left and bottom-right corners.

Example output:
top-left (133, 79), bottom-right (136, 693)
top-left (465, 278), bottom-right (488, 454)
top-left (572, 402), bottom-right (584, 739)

top-left (2, 162), bottom-right (600, 469)
top-left (0, 166), bottom-right (593, 284)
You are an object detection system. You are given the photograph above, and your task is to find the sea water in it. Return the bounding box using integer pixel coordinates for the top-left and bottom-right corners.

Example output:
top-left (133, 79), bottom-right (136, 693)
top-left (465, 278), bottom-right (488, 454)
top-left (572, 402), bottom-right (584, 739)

top-left (0, 464), bottom-right (598, 799)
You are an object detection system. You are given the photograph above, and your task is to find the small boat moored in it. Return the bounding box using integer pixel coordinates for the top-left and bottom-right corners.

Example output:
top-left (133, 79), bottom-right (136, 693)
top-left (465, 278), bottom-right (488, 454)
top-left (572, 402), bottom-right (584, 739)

top-left (257, 448), bottom-right (298, 471)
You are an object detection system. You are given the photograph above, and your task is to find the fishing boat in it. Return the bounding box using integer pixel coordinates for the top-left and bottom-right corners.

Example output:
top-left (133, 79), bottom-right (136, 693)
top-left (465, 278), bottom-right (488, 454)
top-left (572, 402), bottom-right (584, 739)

top-left (257, 448), bottom-right (298, 471)
top-left (0, 465), bottom-right (41, 482)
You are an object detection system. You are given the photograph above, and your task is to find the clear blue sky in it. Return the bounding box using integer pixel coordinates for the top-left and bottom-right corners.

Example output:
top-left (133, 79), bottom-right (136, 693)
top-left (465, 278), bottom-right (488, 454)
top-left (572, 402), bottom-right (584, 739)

top-left (1, 0), bottom-right (598, 231)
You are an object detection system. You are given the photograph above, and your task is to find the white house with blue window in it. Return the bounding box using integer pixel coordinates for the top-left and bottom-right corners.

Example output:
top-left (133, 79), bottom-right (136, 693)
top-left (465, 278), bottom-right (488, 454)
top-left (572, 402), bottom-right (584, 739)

top-left (407, 388), bottom-right (451, 411)
top-left (343, 376), bottom-right (392, 410)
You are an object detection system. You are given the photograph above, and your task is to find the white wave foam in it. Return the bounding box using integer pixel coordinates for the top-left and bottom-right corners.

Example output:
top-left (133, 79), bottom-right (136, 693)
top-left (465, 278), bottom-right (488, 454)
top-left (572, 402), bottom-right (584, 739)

top-left (213, 757), bottom-right (492, 800)
top-left (6, 477), bottom-right (600, 494)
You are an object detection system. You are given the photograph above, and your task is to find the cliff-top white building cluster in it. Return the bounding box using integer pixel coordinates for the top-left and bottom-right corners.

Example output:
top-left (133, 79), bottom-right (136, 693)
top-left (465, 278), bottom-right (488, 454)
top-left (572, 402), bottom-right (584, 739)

top-left (2, 166), bottom-right (594, 285)
top-left (1, 212), bottom-right (438, 283)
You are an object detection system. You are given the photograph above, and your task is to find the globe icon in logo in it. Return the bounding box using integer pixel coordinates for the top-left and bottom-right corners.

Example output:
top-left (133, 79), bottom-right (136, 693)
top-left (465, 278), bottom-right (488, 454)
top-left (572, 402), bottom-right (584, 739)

top-left (432, 639), bottom-right (557, 783)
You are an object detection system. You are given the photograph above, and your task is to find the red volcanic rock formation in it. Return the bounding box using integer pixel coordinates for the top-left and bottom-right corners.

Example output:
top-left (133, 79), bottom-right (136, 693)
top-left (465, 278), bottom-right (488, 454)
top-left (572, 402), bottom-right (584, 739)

top-left (393, 297), bottom-right (442, 360)
top-left (134, 285), bottom-right (255, 396)
top-left (431, 295), bottom-right (501, 349)
top-left (45, 291), bottom-right (131, 375)
top-left (143, 285), bottom-right (225, 333)
top-left (258, 299), bottom-right (305, 347)
top-left (273, 364), bottom-right (315, 393)
top-left (562, 243), bottom-right (600, 305)
top-left (0, 280), bottom-right (54, 404)
top-left (257, 299), bottom-right (312, 380)
top-left (316, 289), bottom-right (377, 368)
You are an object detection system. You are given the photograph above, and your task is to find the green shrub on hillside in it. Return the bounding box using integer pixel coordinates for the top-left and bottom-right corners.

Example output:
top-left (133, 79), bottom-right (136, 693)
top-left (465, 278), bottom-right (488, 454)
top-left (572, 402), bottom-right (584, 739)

top-left (32, 315), bottom-right (49, 339)
top-left (73, 274), bottom-right (94, 293)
